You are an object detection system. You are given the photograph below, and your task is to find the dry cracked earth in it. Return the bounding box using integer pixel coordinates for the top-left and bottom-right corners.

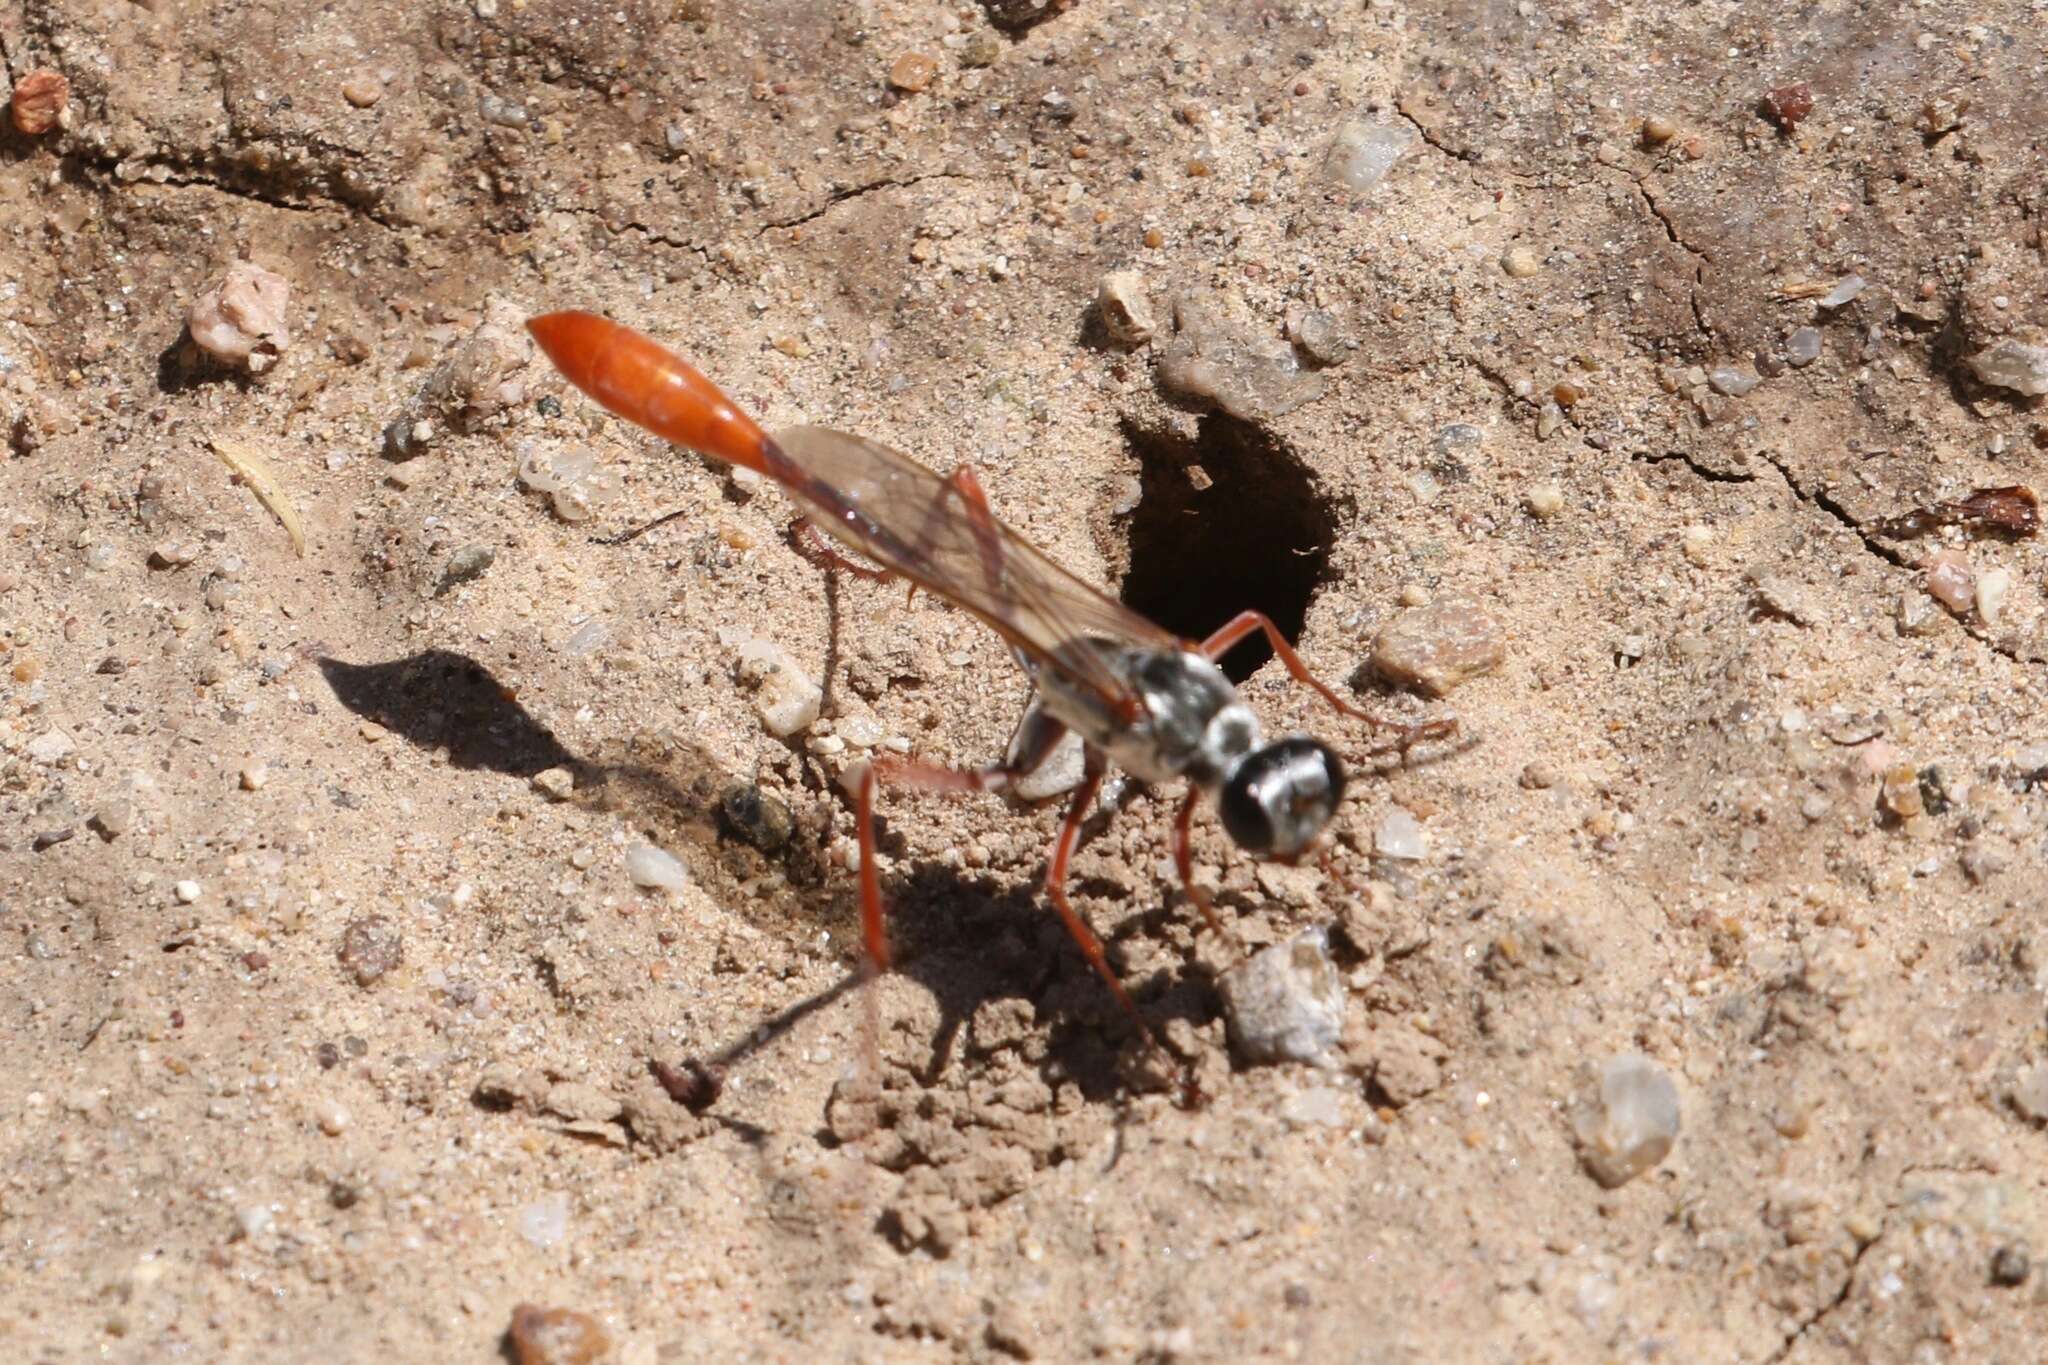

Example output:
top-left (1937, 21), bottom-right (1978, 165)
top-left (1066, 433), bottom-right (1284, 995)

top-left (5, 0), bottom-right (2048, 1361)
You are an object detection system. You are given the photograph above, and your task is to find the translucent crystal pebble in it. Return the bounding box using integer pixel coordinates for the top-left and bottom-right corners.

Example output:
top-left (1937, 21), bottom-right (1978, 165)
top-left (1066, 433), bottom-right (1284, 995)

top-left (518, 446), bottom-right (574, 493)
top-left (549, 465), bottom-right (621, 523)
top-left (1374, 808), bottom-right (1428, 861)
top-left (1573, 1054), bottom-right (1681, 1188)
top-left (1322, 119), bottom-right (1415, 193)
top-left (1968, 338), bottom-right (2048, 397)
top-left (736, 639), bottom-right (823, 737)
top-left (624, 841), bottom-right (689, 893)
top-left (1817, 275), bottom-right (1865, 308)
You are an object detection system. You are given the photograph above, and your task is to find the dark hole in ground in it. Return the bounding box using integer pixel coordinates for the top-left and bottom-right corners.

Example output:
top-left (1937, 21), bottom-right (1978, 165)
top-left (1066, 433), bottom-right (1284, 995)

top-left (1113, 415), bottom-right (1342, 683)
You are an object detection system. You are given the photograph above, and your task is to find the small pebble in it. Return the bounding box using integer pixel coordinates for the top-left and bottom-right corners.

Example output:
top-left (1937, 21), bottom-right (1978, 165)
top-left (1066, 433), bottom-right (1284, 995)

top-left (1095, 270), bottom-right (1156, 347)
top-left (1434, 423), bottom-right (1484, 458)
top-left (515, 1199), bottom-right (571, 1251)
top-left (1925, 550), bottom-right (1975, 614)
top-left (1990, 1245), bottom-right (2031, 1288)
top-left (150, 541), bottom-right (199, 568)
top-left (1372, 597), bottom-right (1507, 697)
top-left (1572, 1054), bottom-right (1680, 1188)
top-left (959, 31), bottom-right (1001, 68)
top-left (1967, 337), bottom-right (2048, 397)
top-left (479, 93), bottom-right (529, 128)
top-left (548, 467), bottom-right (623, 524)
top-left (507, 1304), bottom-right (610, 1365)
top-left (1374, 808), bottom-right (1428, 861)
top-left (442, 543), bottom-right (497, 587)
top-left (2011, 1064), bottom-right (2048, 1124)
top-left (1880, 765), bottom-right (1924, 821)
top-left (837, 715), bottom-right (885, 749)
top-left (1218, 928), bottom-right (1345, 1068)
top-left (313, 1100), bottom-right (350, 1136)
top-left (1156, 290), bottom-right (1325, 420)
top-left (1896, 589), bottom-right (1941, 636)
top-left (188, 261), bottom-right (291, 373)
top-left (26, 729), bottom-right (75, 764)
top-left (338, 915), bottom-right (404, 986)
top-left (735, 639), bottom-right (823, 737)
top-left (1279, 1085), bottom-right (1350, 1129)
top-left (1751, 576), bottom-right (1819, 626)
top-left (174, 880), bottom-right (202, 904)
top-left (624, 840), bottom-right (689, 893)
top-left (10, 69), bottom-right (69, 136)
top-left (1762, 82), bottom-right (1814, 132)
top-left (236, 1204), bottom-right (274, 1241)
top-left (1817, 275), bottom-right (1865, 309)
top-left (1501, 246), bottom-right (1541, 278)
top-left (562, 620), bottom-right (610, 657)
top-left (1321, 119), bottom-right (1414, 193)
top-left (1288, 310), bottom-right (1348, 367)
top-left (887, 52), bottom-right (938, 93)
top-left (1707, 365), bottom-right (1759, 397)
top-left (1975, 567), bottom-right (2012, 625)
top-left (1786, 327), bottom-right (1823, 367)
top-left (341, 76), bottom-right (384, 108)
top-left (531, 767), bottom-right (575, 801)
top-left (240, 764), bottom-right (269, 791)
top-left (1641, 115), bottom-right (1677, 145)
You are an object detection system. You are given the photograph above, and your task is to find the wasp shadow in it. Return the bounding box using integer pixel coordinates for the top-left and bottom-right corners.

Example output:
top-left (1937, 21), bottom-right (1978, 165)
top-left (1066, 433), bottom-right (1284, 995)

top-left (698, 858), bottom-right (1217, 1108)
top-left (315, 650), bottom-right (600, 782)
top-left (314, 650), bottom-right (1196, 1109)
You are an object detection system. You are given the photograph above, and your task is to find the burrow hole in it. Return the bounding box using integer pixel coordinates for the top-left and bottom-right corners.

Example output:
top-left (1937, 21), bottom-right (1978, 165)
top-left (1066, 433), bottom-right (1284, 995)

top-left (1110, 415), bottom-right (1344, 682)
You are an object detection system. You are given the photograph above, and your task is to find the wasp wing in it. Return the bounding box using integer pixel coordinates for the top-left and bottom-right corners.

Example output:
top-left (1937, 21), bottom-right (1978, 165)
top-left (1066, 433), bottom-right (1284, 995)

top-left (771, 425), bottom-right (1176, 708)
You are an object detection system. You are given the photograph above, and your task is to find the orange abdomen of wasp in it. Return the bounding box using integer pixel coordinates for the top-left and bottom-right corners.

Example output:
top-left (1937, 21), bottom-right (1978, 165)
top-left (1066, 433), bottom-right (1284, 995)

top-left (526, 311), bottom-right (773, 474)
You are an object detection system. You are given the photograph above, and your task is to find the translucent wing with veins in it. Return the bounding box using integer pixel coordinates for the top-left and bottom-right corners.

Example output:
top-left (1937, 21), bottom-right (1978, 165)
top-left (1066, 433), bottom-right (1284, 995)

top-left (772, 424), bottom-right (1176, 709)
top-left (525, 310), bottom-right (1174, 715)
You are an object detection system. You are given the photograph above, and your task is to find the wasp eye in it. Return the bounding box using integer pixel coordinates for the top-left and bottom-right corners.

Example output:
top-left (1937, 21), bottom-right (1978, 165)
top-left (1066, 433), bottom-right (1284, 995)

top-left (1217, 738), bottom-right (1345, 858)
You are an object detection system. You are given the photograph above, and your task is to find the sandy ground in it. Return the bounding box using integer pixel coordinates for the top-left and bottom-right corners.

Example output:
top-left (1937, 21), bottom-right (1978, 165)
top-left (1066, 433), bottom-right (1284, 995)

top-left (6, 0), bottom-right (2048, 1360)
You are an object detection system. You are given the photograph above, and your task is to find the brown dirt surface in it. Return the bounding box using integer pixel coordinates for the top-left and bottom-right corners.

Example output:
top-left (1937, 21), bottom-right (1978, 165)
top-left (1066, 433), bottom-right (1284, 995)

top-left (6, 0), bottom-right (2048, 1360)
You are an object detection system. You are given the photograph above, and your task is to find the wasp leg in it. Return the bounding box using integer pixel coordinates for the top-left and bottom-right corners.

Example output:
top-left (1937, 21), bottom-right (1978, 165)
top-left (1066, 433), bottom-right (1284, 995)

top-left (1198, 609), bottom-right (1456, 749)
top-left (1039, 749), bottom-right (1154, 1040)
top-left (852, 710), bottom-right (1072, 970)
top-left (1171, 790), bottom-right (1232, 942)
top-left (856, 735), bottom-right (1188, 1092)
top-left (939, 464), bottom-right (1007, 595)
top-left (789, 517), bottom-right (895, 584)
top-left (1041, 751), bottom-right (1196, 1100)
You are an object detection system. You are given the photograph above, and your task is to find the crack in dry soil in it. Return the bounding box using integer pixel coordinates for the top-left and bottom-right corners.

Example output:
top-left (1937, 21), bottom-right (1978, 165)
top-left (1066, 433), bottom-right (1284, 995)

top-left (757, 171), bottom-right (977, 235)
